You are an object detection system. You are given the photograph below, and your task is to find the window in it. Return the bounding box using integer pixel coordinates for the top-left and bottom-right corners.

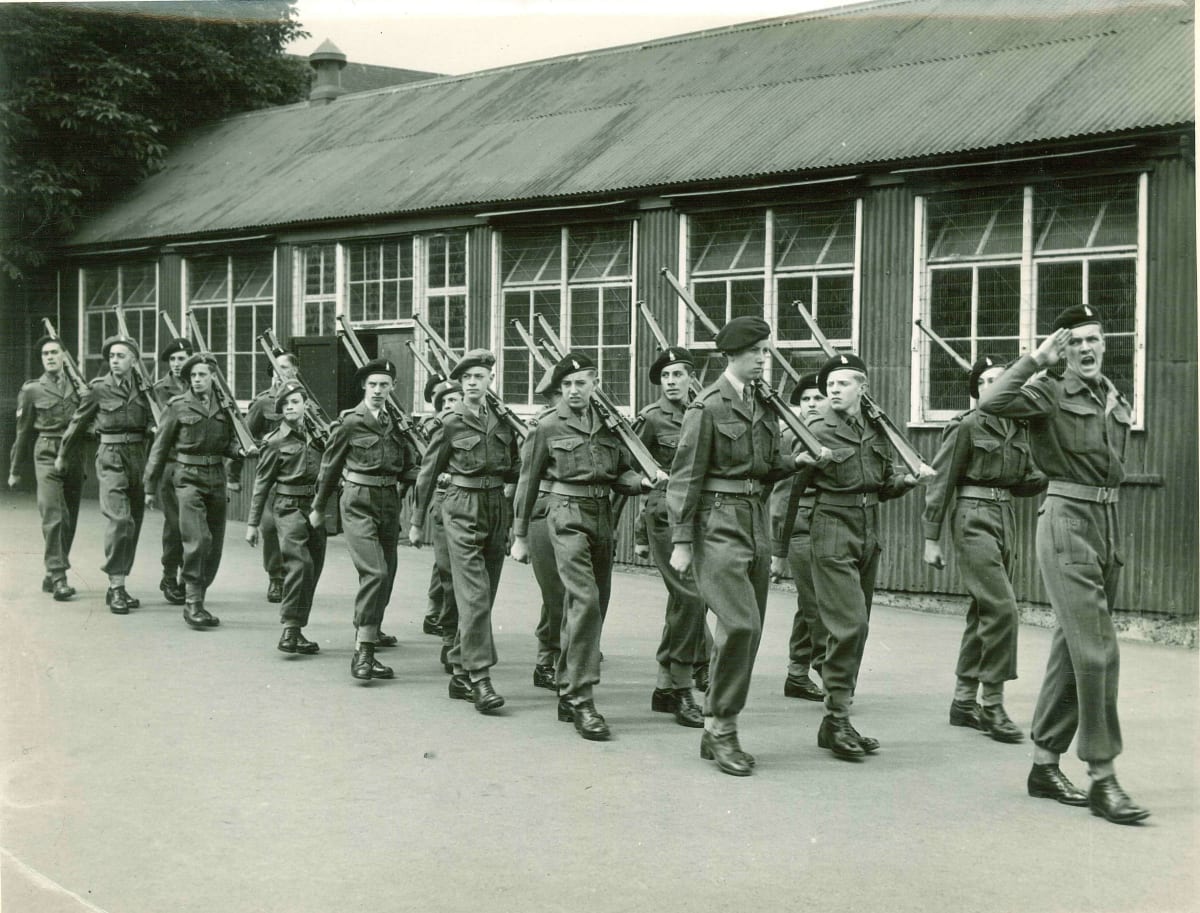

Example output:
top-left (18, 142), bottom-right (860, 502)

top-left (299, 243), bottom-right (337, 336)
top-left (684, 202), bottom-right (860, 385)
top-left (185, 252), bottom-right (275, 401)
top-left (423, 231), bottom-right (468, 353)
top-left (80, 262), bottom-right (158, 379)
top-left (914, 175), bottom-right (1143, 423)
top-left (499, 223), bottom-right (633, 407)
top-left (345, 237), bottom-right (414, 323)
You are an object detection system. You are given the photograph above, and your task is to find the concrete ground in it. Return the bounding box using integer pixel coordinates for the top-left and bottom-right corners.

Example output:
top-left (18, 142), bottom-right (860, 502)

top-left (1, 493), bottom-right (1197, 913)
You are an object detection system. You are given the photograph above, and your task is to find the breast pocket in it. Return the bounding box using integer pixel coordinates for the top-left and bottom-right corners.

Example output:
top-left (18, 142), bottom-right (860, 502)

top-left (98, 400), bottom-right (126, 431)
top-left (178, 413), bottom-right (203, 446)
top-left (349, 432), bottom-right (382, 467)
top-left (714, 421), bottom-right (750, 467)
top-left (654, 432), bottom-right (679, 463)
top-left (450, 433), bottom-right (485, 472)
top-left (1057, 400), bottom-right (1104, 453)
top-left (549, 436), bottom-right (585, 476)
top-left (824, 447), bottom-right (859, 488)
top-left (969, 434), bottom-right (1004, 479)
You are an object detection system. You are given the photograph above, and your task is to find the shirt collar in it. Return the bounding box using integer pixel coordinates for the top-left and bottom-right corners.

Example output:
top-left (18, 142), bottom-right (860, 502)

top-left (721, 368), bottom-right (745, 401)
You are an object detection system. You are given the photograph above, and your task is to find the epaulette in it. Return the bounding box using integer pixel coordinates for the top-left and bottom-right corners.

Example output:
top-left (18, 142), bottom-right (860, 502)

top-left (167, 393), bottom-right (188, 405)
top-left (338, 408), bottom-right (355, 418)
top-left (263, 424), bottom-right (291, 445)
top-left (639, 400), bottom-right (663, 418)
top-left (89, 375), bottom-right (107, 389)
top-left (20, 379), bottom-right (38, 390)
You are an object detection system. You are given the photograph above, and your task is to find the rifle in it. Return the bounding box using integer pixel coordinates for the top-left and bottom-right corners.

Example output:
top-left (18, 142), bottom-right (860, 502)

top-left (112, 303), bottom-right (165, 428)
top-left (335, 314), bottom-right (427, 457)
top-left (256, 334), bottom-right (331, 444)
top-left (660, 269), bottom-right (825, 458)
top-left (261, 328), bottom-right (334, 429)
top-left (40, 318), bottom-right (88, 398)
top-left (794, 301), bottom-right (933, 476)
top-left (914, 319), bottom-right (972, 372)
top-left (412, 311), bottom-right (528, 441)
top-left (181, 311), bottom-right (259, 456)
top-left (636, 301), bottom-right (703, 397)
top-left (405, 340), bottom-right (441, 382)
top-left (533, 314), bottom-right (666, 484)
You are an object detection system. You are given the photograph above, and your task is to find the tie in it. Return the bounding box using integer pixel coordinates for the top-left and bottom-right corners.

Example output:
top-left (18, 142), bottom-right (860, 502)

top-left (742, 384), bottom-right (755, 417)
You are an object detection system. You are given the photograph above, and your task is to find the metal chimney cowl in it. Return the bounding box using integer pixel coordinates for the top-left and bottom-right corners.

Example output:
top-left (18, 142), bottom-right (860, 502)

top-left (308, 39), bottom-right (348, 106)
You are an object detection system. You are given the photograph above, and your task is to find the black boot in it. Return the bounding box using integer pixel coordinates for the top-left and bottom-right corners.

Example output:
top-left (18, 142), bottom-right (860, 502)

top-left (817, 715), bottom-right (866, 760)
top-left (293, 630), bottom-right (320, 655)
top-left (351, 643), bottom-right (377, 681)
top-left (51, 578), bottom-right (76, 601)
top-left (266, 578), bottom-right (283, 603)
top-left (278, 628), bottom-right (300, 653)
top-left (471, 678), bottom-right (505, 713)
top-left (160, 576), bottom-right (186, 605)
top-left (107, 587), bottom-right (134, 615)
top-left (183, 601), bottom-right (217, 629)
top-left (700, 731), bottom-right (752, 777)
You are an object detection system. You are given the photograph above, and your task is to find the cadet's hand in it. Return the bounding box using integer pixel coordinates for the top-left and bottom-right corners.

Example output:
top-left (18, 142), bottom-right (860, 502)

top-left (633, 544), bottom-right (650, 560)
top-left (510, 535), bottom-right (530, 564)
top-left (240, 446), bottom-right (260, 459)
top-left (308, 509), bottom-right (323, 529)
top-left (408, 524), bottom-right (424, 548)
top-left (7, 474), bottom-right (18, 488)
top-left (503, 482), bottom-right (516, 499)
top-left (227, 480), bottom-right (242, 492)
top-left (245, 525), bottom-right (259, 547)
top-left (652, 469), bottom-right (669, 488)
top-left (1033, 328), bottom-right (1071, 368)
top-left (923, 539), bottom-right (946, 570)
top-left (770, 555), bottom-right (786, 582)
top-left (916, 463), bottom-right (937, 482)
top-left (54, 456), bottom-right (66, 474)
top-left (669, 543), bottom-right (693, 575)
top-left (145, 493), bottom-right (158, 511)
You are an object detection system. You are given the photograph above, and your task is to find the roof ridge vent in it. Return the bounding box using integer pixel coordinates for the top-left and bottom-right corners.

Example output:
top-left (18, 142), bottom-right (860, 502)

top-left (309, 39), bottom-right (348, 106)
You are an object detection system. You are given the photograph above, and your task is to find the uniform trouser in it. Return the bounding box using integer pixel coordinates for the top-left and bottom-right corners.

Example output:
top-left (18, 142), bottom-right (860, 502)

top-left (96, 442), bottom-right (146, 578)
top-left (340, 482), bottom-right (400, 635)
top-left (644, 489), bottom-right (706, 690)
top-left (157, 460), bottom-right (182, 580)
top-left (952, 498), bottom-right (1020, 687)
top-left (1031, 496), bottom-right (1123, 763)
top-left (810, 502), bottom-right (882, 717)
top-left (444, 486), bottom-right (509, 676)
top-left (429, 490), bottom-right (458, 647)
top-left (259, 492), bottom-right (284, 583)
top-left (274, 493), bottom-right (327, 627)
top-left (547, 494), bottom-right (613, 703)
top-left (691, 493), bottom-right (770, 722)
top-left (786, 519), bottom-right (829, 678)
top-left (530, 494), bottom-right (564, 668)
top-left (175, 463), bottom-right (227, 601)
top-left (425, 563), bottom-right (443, 621)
top-left (34, 435), bottom-right (83, 578)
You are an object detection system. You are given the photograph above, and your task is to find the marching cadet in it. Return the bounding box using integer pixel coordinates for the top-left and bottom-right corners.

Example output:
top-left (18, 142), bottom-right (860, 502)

top-left (8, 334), bottom-right (85, 600)
top-left (804, 354), bottom-right (921, 761)
top-left (144, 354), bottom-right (244, 629)
top-left (245, 381), bottom-right (326, 655)
top-left (418, 372), bottom-right (451, 643)
top-left (769, 372), bottom-right (829, 703)
top-left (511, 353), bottom-right (648, 741)
top-left (980, 305), bottom-right (1149, 825)
top-left (666, 317), bottom-right (809, 776)
top-left (423, 376), bottom-right (464, 673)
top-left (634, 346), bottom-right (705, 728)
top-left (58, 336), bottom-right (154, 614)
top-left (247, 351), bottom-right (300, 605)
top-left (923, 356), bottom-right (1045, 742)
top-left (411, 350), bottom-right (520, 714)
top-left (152, 336), bottom-right (194, 606)
top-left (309, 358), bottom-right (415, 683)
top-left (526, 366), bottom-right (566, 692)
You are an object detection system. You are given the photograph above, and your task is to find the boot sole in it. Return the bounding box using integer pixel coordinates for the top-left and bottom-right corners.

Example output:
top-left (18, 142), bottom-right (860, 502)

top-left (1089, 806), bottom-right (1150, 824)
top-left (1028, 788), bottom-right (1089, 806)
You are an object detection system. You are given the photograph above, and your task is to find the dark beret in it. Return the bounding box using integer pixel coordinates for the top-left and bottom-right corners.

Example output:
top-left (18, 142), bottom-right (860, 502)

top-left (549, 352), bottom-right (597, 390)
top-left (714, 316), bottom-right (770, 353)
top-left (101, 335), bottom-right (140, 361)
top-left (159, 337), bottom-right (195, 362)
top-left (649, 346), bottom-right (694, 385)
top-left (180, 353), bottom-right (218, 381)
top-left (423, 372), bottom-right (448, 404)
top-left (432, 380), bottom-right (462, 412)
top-left (450, 348), bottom-right (496, 381)
top-left (816, 353), bottom-right (868, 395)
top-left (355, 358), bottom-right (397, 387)
top-left (789, 371), bottom-right (821, 405)
top-left (274, 380), bottom-right (307, 412)
top-left (968, 355), bottom-right (1005, 400)
top-left (1052, 304), bottom-right (1104, 332)
top-left (34, 334), bottom-right (58, 354)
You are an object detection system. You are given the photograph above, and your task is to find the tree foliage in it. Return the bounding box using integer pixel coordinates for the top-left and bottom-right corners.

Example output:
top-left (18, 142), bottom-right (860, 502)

top-left (0, 1), bottom-right (310, 279)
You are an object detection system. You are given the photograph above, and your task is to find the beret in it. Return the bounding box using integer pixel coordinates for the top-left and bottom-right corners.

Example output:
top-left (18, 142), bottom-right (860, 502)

top-left (788, 371), bottom-right (821, 406)
top-left (355, 358), bottom-right (396, 387)
top-left (816, 353), bottom-right (868, 395)
top-left (274, 380), bottom-right (307, 412)
top-left (34, 334), bottom-right (58, 354)
top-left (450, 348), bottom-right (496, 381)
top-left (534, 364), bottom-right (558, 400)
top-left (159, 337), bottom-right (194, 362)
top-left (180, 353), bottom-right (218, 381)
top-left (549, 352), bottom-right (597, 390)
top-left (101, 335), bottom-right (140, 361)
top-left (714, 316), bottom-right (770, 353)
top-left (1052, 303), bottom-right (1104, 332)
top-left (649, 346), bottom-right (694, 385)
top-left (968, 355), bottom-right (1005, 400)
top-left (423, 372), bottom-right (448, 404)
top-left (432, 380), bottom-right (462, 412)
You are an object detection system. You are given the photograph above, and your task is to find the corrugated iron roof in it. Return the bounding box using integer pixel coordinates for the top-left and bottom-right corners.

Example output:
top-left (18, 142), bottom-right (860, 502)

top-left (69, 0), bottom-right (1194, 246)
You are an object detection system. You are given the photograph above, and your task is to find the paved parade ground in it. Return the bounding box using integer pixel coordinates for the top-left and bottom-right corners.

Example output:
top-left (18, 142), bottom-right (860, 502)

top-left (1, 493), bottom-right (1197, 913)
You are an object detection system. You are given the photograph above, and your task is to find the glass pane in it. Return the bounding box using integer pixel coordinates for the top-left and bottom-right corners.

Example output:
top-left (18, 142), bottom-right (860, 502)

top-left (364, 245), bottom-right (380, 282)
top-left (234, 354), bottom-right (252, 400)
top-left (305, 303), bottom-right (322, 336)
top-left (382, 241), bottom-right (399, 281)
top-left (533, 289), bottom-right (561, 339)
top-left (381, 282), bottom-right (399, 322)
top-left (1036, 261), bottom-right (1083, 335)
top-left (397, 279), bottom-right (413, 319)
top-left (687, 350), bottom-right (726, 385)
top-left (188, 258), bottom-right (227, 303)
top-left (977, 265), bottom-right (1021, 337)
top-left (814, 274), bottom-right (853, 340)
top-left (602, 287), bottom-right (631, 346)
top-left (690, 211), bottom-right (765, 273)
top-left (775, 203), bottom-right (855, 269)
top-left (503, 228), bottom-right (561, 285)
top-left (729, 278), bottom-right (764, 321)
top-left (602, 348), bottom-right (630, 407)
top-left (233, 255), bottom-right (272, 301)
top-left (1088, 258), bottom-right (1136, 335)
top-left (346, 244), bottom-right (365, 282)
top-left (446, 295), bottom-right (467, 350)
top-left (929, 268), bottom-right (972, 339)
top-left (928, 188), bottom-right (1024, 259)
top-left (210, 307), bottom-right (228, 355)
top-left (570, 288), bottom-right (600, 347)
top-left (349, 284), bottom-right (365, 323)
top-left (427, 235), bottom-right (446, 287)
top-left (1036, 179), bottom-right (1137, 252)
top-left (447, 232), bottom-right (466, 287)
top-left (777, 275), bottom-right (814, 341)
top-left (1103, 333), bottom-right (1135, 401)
top-left (84, 267), bottom-right (120, 310)
top-left (568, 224), bottom-right (631, 281)
top-left (690, 281), bottom-right (726, 342)
top-left (122, 263), bottom-right (157, 305)
top-left (87, 312), bottom-right (106, 358)
top-left (234, 306), bottom-right (254, 353)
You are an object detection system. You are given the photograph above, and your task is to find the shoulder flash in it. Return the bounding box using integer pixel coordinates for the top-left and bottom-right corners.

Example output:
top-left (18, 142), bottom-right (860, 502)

top-left (338, 407), bottom-right (355, 418)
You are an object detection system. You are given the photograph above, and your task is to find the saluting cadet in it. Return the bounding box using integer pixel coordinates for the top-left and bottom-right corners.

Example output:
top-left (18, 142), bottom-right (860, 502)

top-left (804, 354), bottom-right (920, 761)
top-left (512, 353), bottom-right (648, 741)
top-left (144, 354), bottom-right (244, 629)
top-left (526, 366), bottom-right (566, 692)
top-left (666, 317), bottom-right (808, 777)
top-left (923, 357), bottom-right (1045, 742)
top-left (980, 305), bottom-right (1149, 825)
top-left (423, 377), bottom-right (464, 673)
top-left (247, 351), bottom-right (300, 605)
top-left (769, 372), bottom-right (829, 703)
top-left (310, 358), bottom-right (417, 683)
top-left (58, 336), bottom-right (154, 614)
top-left (634, 346), bottom-right (705, 728)
top-left (151, 337), bottom-right (194, 606)
top-left (8, 334), bottom-right (85, 601)
top-left (418, 372), bottom-right (452, 643)
top-left (245, 381), bottom-right (326, 655)
top-left (411, 349), bottom-right (521, 714)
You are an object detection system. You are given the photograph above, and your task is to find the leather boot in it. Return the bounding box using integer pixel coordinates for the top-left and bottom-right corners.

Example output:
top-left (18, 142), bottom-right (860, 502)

top-left (183, 601), bottom-right (217, 629)
top-left (570, 700), bottom-right (611, 741)
top-left (1088, 776), bottom-right (1151, 824)
top-left (1027, 763), bottom-right (1089, 806)
top-left (978, 704), bottom-right (1024, 743)
top-left (845, 719), bottom-right (880, 754)
top-left (52, 578), bottom-right (76, 601)
top-left (42, 575), bottom-right (54, 593)
top-left (107, 587), bottom-right (132, 615)
top-left (557, 697), bottom-right (574, 722)
top-left (693, 663), bottom-right (710, 694)
top-left (266, 578), bottom-right (283, 603)
top-left (293, 631), bottom-right (319, 655)
top-left (700, 731), bottom-right (753, 777)
top-left (672, 689), bottom-right (704, 728)
top-left (448, 674), bottom-right (473, 701)
top-left (278, 627), bottom-right (300, 653)
top-left (532, 664), bottom-right (557, 691)
top-left (376, 630), bottom-right (398, 648)
top-left (949, 698), bottom-right (984, 730)
top-left (817, 715), bottom-right (866, 760)
top-left (351, 643), bottom-right (377, 681)
top-left (159, 576), bottom-right (186, 605)
top-left (471, 678), bottom-right (505, 713)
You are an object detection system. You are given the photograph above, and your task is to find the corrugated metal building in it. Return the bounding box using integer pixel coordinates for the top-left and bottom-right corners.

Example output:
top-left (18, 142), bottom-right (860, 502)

top-left (5, 0), bottom-right (1195, 615)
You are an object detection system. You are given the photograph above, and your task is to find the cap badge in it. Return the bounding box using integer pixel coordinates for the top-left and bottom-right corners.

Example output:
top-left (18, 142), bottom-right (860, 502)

top-left (1083, 305), bottom-right (1093, 316)
top-left (571, 359), bottom-right (580, 369)
top-left (839, 355), bottom-right (848, 365)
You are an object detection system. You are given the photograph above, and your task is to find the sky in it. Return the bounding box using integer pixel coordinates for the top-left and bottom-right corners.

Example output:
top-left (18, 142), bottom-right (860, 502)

top-left (287, 0), bottom-right (850, 75)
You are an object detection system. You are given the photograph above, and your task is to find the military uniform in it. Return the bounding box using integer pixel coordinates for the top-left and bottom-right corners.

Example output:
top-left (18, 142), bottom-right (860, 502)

top-left (11, 371), bottom-right (84, 591)
top-left (248, 387), bottom-right (286, 595)
top-left (524, 407), bottom-right (566, 688)
top-left (152, 371), bottom-right (187, 598)
top-left (418, 411), bottom-right (453, 644)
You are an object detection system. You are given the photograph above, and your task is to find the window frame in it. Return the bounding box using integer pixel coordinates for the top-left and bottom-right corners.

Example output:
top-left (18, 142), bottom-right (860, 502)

top-left (77, 261), bottom-right (161, 381)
